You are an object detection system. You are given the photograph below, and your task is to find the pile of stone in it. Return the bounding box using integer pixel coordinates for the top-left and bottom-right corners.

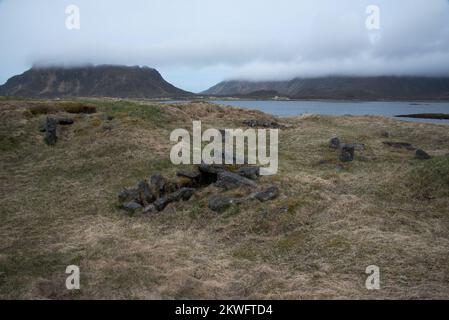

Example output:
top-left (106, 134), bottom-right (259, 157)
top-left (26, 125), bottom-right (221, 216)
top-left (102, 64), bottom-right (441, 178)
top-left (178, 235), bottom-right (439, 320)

top-left (242, 119), bottom-right (285, 129)
top-left (117, 164), bottom-right (279, 214)
top-left (329, 137), bottom-right (365, 162)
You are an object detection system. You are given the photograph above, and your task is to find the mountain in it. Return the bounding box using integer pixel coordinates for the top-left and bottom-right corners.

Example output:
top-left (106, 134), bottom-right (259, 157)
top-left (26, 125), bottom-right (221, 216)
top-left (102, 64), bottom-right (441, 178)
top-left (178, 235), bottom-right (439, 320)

top-left (0, 65), bottom-right (193, 99)
top-left (202, 76), bottom-right (449, 100)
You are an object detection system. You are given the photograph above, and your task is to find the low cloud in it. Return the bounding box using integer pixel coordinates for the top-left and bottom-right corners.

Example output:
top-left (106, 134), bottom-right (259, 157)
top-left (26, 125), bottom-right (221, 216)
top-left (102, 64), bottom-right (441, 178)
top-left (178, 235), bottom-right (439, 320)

top-left (1, 0), bottom-right (449, 91)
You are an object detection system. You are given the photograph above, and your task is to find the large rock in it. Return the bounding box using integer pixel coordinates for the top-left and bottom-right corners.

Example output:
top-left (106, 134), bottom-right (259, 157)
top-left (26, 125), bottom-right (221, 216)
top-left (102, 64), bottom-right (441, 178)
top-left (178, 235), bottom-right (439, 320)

top-left (416, 149), bottom-right (431, 160)
top-left (340, 144), bottom-right (355, 162)
top-left (215, 171), bottom-right (258, 190)
top-left (44, 117), bottom-right (58, 145)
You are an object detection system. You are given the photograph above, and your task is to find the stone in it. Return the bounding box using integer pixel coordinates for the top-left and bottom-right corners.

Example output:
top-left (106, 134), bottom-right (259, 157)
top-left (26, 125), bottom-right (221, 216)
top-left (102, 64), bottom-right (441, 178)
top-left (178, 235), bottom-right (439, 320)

top-left (137, 180), bottom-right (155, 205)
top-left (143, 204), bottom-right (157, 214)
top-left (215, 171), bottom-right (258, 190)
top-left (153, 197), bottom-right (168, 211)
top-left (173, 187), bottom-right (195, 201)
top-left (208, 195), bottom-right (239, 212)
top-left (340, 144), bottom-right (355, 162)
top-left (177, 170), bottom-right (201, 180)
top-left (117, 187), bottom-right (138, 203)
top-left (416, 149), bottom-right (432, 160)
top-left (254, 186), bottom-right (279, 202)
top-left (153, 188), bottom-right (195, 211)
top-left (44, 117), bottom-right (58, 145)
top-left (198, 163), bottom-right (226, 175)
top-left (175, 176), bottom-right (195, 188)
top-left (236, 166), bottom-right (260, 180)
top-left (382, 141), bottom-right (416, 151)
top-left (122, 201), bottom-right (142, 211)
top-left (148, 173), bottom-right (168, 198)
top-left (329, 137), bottom-right (341, 149)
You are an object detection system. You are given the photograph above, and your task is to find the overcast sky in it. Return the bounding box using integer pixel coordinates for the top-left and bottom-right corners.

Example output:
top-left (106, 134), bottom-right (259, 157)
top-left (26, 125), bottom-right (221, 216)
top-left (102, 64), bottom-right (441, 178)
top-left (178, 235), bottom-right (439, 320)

top-left (1, 0), bottom-right (449, 92)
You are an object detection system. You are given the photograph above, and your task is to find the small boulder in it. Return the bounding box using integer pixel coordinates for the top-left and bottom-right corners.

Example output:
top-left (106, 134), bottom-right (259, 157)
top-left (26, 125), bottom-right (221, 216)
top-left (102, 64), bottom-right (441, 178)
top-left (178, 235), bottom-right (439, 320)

top-left (137, 180), bottom-right (155, 205)
top-left (236, 166), bottom-right (260, 180)
top-left (198, 163), bottom-right (226, 175)
top-left (172, 187), bottom-right (195, 201)
top-left (122, 201), bottom-right (142, 211)
top-left (215, 171), bottom-right (258, 190)
top-left (177, 170), bottom-right (201, 181)
top-left (153, 187), bottom-right (195, 211)
top-left (254, 186), bottom-right (279, 202)
top-left (153, 197), bottom-right (168, 212)
top-left (340, 144), bottom-right (355, 162)
top-left (329, 137), bottom-right (341, 149)
top-left (416, 149), bottom-right (431, 160)
top-left (143, 204), bottom-right (157, 214)
top-left (148, 173), bottom-right (168, 198)
top-left (44, 117), bottom-right (58, 146)
top-left (117, 187), bottom-right (138, 203)
top-left (208, 195), bottom-right (238, 212)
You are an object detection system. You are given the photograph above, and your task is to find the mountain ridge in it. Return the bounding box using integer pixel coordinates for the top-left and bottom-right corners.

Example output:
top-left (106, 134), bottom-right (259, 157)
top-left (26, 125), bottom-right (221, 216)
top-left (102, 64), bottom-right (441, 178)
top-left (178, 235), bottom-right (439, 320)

top-left (0, 65), bottom-right (193, 99)
top-left (202, 76), bottom-right (449, 100)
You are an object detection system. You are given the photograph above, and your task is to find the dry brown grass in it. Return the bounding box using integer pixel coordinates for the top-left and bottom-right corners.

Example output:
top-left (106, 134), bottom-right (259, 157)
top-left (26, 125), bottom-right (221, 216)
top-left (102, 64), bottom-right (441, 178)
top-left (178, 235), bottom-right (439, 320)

top-left (1, 98), bottom-right (449, 299)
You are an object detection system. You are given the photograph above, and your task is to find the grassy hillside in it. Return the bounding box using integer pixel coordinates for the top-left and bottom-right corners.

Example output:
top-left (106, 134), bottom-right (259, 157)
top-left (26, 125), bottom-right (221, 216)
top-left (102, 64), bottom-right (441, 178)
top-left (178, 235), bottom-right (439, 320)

top-left (1, 97), bottom-right (449, 299)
